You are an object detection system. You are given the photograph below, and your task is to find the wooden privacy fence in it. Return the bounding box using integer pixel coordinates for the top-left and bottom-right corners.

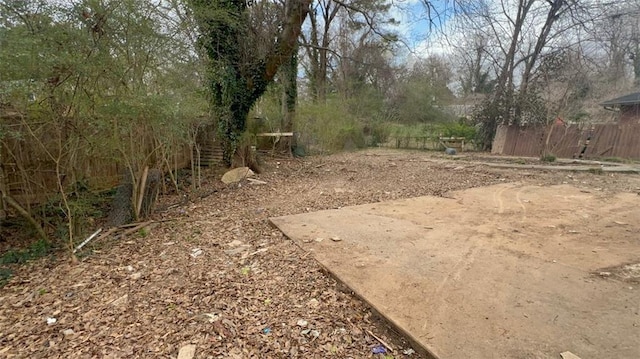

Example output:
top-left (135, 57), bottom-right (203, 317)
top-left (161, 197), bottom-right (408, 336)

top-left (492, 123), bottom-right (640, 159)
top-left (1, 119), bottom-right (192, 207)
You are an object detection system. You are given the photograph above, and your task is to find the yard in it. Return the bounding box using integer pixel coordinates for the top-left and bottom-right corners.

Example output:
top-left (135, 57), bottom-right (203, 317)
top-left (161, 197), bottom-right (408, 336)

top-left (1, 149), bottom-right (639, 358)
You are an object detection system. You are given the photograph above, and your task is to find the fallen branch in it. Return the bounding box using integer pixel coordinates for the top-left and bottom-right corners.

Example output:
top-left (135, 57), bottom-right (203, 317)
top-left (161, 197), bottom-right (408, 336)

top-left (3, 194), bottom-right (48, 242)
top-left (117, 221), bottom-right (153, 239)
top-left (366, 329), bottom-right (394, 353)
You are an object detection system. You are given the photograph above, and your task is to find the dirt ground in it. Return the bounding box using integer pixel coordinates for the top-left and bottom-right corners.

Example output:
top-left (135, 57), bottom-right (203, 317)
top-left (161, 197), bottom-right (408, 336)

top-left (1, 149), bottom-right (639, 358)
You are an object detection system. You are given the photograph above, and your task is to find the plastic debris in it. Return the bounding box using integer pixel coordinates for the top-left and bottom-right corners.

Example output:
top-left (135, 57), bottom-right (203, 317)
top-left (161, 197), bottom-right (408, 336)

top-left (445, 147), bottom-right (457, 155)
top-left (46, 317), bottom-right (57, 325)
top-left (403, 348), bottom-right (416, 355)
top-left (296, 319), bottom-right (308, 327)
top-left (262, 327), bottom-right (271, 334)
top-left (372, 345), bottom-right (387, 354)
top-left (190, 248), bottom-right (203, 258)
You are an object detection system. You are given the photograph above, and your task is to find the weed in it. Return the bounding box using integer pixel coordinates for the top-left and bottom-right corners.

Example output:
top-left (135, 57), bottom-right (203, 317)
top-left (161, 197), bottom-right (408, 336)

top-left (138, 227), bottom-right (149, 237)
top-left (588, 167), bottom-right (604, 175)
top-left (0, 267), bottom-right (12, 287)
top-left (0, 239), bottom-right (51, 265)
top-left (515, 158), bottom-right (526, 165)
top-left (540, 154), bottom-right (556, 162)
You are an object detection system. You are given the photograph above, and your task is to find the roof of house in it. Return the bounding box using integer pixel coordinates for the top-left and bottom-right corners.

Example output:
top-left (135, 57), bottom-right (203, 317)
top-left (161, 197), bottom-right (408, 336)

top-left (601, 92), bottom-right (640, 106)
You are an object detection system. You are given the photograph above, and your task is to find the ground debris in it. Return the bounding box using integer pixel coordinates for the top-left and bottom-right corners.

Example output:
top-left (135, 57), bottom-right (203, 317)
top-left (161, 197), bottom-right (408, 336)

top-left (2, 150), bottom-right (639, 358)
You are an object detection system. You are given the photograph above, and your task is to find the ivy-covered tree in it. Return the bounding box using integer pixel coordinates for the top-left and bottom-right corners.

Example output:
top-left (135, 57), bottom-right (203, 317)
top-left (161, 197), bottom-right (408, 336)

top-left (189, 0), bottom-right (312, 164)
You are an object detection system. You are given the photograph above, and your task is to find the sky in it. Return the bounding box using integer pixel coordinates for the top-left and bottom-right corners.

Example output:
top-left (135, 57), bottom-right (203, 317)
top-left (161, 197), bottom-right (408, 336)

top-left (390, 0), bottom-right (456, 60)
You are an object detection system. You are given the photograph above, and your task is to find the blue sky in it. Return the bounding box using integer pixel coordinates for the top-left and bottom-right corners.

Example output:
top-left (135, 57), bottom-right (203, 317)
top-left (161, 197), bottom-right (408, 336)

top-left (392, 0), bottom-right (455, 57)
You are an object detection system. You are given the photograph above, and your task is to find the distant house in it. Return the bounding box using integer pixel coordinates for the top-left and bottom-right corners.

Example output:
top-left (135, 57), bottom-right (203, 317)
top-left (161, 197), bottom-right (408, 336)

top-left (601, 92), bottom-right (640, 124)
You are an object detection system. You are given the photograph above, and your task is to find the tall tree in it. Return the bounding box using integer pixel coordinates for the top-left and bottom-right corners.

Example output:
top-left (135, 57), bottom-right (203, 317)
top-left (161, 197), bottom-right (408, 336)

top-left (189, 0), bottom-right (312, 164)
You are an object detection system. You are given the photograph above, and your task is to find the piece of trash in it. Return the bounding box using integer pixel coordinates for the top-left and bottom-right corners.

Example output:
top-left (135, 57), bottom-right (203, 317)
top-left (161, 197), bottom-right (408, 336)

top-left (330, 236), bottom-right (342, 242)
top-left (300, 329), bottom-right (311, 335)
top-left (614, 221), bottom-right (628, 226)
top-left (125, 265), bottom-right (134, 272)
top-left (296, 319), bottom-right (308, 327)
top-left (130, 272), bottom-right (142, 280)
top-left (310, 329), bottom-right (320, 338)
top-left (445, 147), bottom-right (457, 155)
top-left (403, 348), bottom-right (416, 355)
top-left (190, 248), bottom-right (203, 258)
top-left (241, 267), bottom-right (251, 275)
top-left (372, 345), bottom-right (387, 354)
top-left (314, 237), bottom-right (324, 242)
top-left (599, 271), bottom-right (612, 277)
top-left (307, 298), bottom-right (319, 308)
top-left (46, 317), bottom-right (57, 325)
top-left (262, 327), bottom-right (271, 334)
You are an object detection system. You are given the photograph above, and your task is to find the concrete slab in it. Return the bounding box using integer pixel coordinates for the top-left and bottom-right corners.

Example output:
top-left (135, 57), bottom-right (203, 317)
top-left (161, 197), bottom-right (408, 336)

top-left (270, 183), bottom-right (640, 359)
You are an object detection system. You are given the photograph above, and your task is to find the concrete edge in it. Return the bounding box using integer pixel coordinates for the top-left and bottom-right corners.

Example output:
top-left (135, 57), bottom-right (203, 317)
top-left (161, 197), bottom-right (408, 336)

top-left (484, 162), bottom-right (640, 173)
top-left (270, 217), bottom-right (441, 359)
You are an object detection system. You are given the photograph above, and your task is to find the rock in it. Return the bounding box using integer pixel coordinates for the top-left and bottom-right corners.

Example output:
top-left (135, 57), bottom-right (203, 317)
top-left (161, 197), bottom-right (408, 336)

top-left (221, 167), bottom-right (254, 184)
top-left (62, 329), bottom-right (75, 336)
top-left (307, 298), bottom-right (320, 308)
top-left (330, 236), bottom-right (342, 242)
top-left (177, 344), bottom-right (197, 359)
top-left (130, 272), bottom-right (142, 280)
top-left (445, 148), bottom-right (457, 155)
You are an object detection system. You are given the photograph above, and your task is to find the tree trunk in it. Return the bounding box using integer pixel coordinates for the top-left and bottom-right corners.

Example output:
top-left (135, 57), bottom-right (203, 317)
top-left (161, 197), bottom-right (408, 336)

top-left (280, 46), bottom-right (298, 153)
top-left (192, 0), bottom-right (311, 165)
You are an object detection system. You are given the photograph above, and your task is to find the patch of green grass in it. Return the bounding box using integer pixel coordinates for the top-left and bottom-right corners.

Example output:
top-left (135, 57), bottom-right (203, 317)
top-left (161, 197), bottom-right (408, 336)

top-left (540, 154), bottom-right (556, 163)
top-left (0, 267), bottom-right (12, 287)
top-left (0, 239), bottom-right (51, 265)
top-left (138, 227), bottom-right (149, 237)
